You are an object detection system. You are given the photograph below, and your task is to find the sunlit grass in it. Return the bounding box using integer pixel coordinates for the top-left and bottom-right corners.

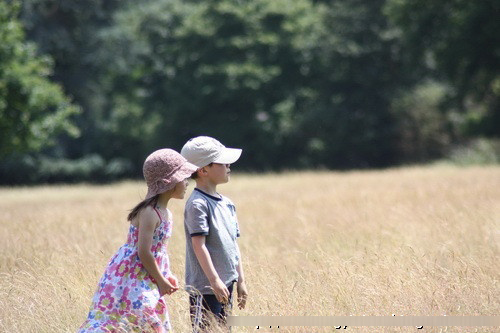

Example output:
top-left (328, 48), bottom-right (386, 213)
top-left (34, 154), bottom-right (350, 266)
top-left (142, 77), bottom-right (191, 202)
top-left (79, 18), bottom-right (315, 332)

top-left (0, 166), bottom-right (499, 332)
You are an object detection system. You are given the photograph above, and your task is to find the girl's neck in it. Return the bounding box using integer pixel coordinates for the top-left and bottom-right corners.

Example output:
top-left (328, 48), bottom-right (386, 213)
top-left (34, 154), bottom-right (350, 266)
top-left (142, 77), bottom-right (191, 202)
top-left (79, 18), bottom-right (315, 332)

top-left (156, 194), bottom-right (171, 210)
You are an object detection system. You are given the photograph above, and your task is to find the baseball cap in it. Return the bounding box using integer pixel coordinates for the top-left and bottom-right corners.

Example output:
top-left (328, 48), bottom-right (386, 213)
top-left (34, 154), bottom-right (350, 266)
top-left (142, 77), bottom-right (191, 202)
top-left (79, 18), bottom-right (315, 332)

top-left (181, 136), bottom-right (242, 168)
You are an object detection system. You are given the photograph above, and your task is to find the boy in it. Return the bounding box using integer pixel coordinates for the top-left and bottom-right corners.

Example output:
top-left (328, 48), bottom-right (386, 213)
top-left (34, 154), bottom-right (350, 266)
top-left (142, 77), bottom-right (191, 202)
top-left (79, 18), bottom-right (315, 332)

top-left (181, 136), bottom-right (248, 332)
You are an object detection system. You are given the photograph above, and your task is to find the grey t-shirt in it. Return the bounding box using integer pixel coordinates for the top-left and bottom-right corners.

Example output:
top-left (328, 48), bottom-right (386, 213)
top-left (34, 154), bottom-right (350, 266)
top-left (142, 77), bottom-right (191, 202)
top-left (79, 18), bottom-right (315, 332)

top-left (184, 188), bottom-right (240, 295)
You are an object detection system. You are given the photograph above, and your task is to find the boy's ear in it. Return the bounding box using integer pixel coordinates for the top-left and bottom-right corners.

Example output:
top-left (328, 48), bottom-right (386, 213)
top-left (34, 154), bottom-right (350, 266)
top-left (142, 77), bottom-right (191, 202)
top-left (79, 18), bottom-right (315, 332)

top-left (198, 167), bottom-right (208, 176)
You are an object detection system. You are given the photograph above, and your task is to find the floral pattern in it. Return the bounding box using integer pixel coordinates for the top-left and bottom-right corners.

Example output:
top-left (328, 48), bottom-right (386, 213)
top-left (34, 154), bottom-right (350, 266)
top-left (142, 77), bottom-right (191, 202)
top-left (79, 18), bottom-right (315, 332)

top-left (79, 208), bottom-right (173, 332)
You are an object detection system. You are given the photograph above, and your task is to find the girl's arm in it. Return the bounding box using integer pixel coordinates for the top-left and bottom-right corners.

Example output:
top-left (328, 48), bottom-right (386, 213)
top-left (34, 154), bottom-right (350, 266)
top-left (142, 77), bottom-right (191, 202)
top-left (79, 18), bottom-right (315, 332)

top-left (191, 235), bottom-right (230, 303)
top-left (137, 207), bottom-right (178, 296)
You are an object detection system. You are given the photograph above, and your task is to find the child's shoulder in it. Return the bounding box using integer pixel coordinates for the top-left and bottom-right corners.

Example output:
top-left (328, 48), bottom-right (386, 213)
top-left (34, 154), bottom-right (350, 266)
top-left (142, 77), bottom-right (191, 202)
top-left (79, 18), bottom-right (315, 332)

top-left (134, 205), bottom-right (161, 227)
top-left (218, 193), bottom-right (234, 204)
top-left (144, 205), bottom-right (162, 217)
top-left (185, 191), bottom-right (209, 209)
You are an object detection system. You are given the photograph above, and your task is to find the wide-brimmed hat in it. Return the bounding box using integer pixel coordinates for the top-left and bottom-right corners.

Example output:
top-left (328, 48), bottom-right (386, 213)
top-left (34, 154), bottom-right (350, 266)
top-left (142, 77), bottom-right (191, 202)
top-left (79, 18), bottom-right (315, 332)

top-left (143, 148), bottom-right (198, 199)
top-left (180, 136), bottom-right (242, 168)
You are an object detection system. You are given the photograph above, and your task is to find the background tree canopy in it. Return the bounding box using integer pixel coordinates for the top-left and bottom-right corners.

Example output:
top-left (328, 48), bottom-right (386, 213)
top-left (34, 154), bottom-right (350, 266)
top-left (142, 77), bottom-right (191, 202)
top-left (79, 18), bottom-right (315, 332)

top-left (0, 1), bottom-right (79, 157)
top-left (0, 0), bottom-right (498, 184)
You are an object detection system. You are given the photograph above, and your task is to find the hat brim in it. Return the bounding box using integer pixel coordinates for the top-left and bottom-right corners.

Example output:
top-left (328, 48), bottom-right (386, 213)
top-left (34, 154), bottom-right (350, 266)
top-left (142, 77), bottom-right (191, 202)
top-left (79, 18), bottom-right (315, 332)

top-left (212, 148), bottom-right (242, 165)
top-left (145, 161), bottom-right (198, 199)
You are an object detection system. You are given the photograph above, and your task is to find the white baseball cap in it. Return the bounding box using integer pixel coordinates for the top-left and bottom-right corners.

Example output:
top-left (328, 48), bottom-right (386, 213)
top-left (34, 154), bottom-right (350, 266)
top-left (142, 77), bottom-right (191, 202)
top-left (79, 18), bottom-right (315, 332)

top-left (181, 136), bottom-right (242, 168)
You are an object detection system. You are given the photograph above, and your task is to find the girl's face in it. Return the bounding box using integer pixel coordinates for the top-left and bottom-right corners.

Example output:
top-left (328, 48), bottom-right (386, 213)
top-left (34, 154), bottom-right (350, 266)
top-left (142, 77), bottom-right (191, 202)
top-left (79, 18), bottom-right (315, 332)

top-left (172, 178), bottom-right (189, 199)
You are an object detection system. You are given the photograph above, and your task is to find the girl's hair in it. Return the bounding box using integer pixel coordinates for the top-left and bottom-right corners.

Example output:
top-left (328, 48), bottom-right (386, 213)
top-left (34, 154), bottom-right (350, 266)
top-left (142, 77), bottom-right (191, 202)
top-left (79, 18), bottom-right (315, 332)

top-left (127, 194), bottom-right (159, 222)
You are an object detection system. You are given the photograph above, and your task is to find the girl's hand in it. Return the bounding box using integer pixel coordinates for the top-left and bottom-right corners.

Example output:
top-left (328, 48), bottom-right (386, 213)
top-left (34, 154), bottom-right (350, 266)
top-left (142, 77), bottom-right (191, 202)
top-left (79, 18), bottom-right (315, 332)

top-left (158, 278), bottom-right (179, 297)
top-left (167, 275), bottom-right (179, 289)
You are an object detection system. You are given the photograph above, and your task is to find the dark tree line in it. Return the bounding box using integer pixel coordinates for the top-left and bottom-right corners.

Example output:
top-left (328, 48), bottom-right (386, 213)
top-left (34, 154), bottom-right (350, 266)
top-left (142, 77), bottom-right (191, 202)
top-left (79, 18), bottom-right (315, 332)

top-left (0, 0), bottom-right (498, 184)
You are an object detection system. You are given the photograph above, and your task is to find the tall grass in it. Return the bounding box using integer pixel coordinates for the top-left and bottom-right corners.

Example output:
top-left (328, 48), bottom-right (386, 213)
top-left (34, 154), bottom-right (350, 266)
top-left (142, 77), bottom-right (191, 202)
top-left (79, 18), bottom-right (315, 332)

top-left (0, 166), bottom-right (498, 332)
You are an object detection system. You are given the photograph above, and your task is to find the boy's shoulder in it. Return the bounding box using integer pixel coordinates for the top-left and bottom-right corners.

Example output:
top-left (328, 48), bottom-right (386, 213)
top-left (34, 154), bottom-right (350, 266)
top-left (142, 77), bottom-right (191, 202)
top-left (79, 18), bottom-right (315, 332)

top-left (186, 188), bottom-right (235, 207)
top-left (219, 193), bottom-right (234, 205)
top-left (185, 189), bottom-right (206, 206)
top-left (185, 188), bottom-right (218, 208)
top-left (188, 188), bottom-right (226, 201)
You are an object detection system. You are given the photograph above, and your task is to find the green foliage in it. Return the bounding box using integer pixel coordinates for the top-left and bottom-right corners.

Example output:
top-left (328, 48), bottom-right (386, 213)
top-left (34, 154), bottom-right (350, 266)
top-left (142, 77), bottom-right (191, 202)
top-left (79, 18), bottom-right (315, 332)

top-left (19, 0), bottom-right (129, 157)
top-left (94, 0), bottom-right (416, 169)
top-left (96, 0), bottom-right (326, 169)
top-left (445, 138), bottom-right (500, 166)
top-left (0, 153), bottom-right (133, 185)
top-left (292, 0), bottom-right (408, 168)
top-left (37, 154), bottom-right (133, 182)
top-left (391, 81), bottom-right (450, 162)
top-left (1, 0), bottom-right (498, 184)
top-left (0, 1), bottom-right (80, 157)
top-left (385, 0), bottom-right (500, 136)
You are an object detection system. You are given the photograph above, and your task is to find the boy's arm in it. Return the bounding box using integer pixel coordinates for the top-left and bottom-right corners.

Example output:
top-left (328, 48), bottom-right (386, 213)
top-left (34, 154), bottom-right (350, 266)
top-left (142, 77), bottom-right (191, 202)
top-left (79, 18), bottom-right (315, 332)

top-left (236, 247), bottom-right (248, 309)
top-left (191, 235), bottom-right (230, 303)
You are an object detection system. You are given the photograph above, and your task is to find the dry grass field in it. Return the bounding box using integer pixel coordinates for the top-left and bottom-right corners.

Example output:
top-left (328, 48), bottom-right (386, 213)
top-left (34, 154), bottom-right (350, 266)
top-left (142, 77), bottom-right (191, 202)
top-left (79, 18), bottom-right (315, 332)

top-left (0, 166), bottom-right (499, 333)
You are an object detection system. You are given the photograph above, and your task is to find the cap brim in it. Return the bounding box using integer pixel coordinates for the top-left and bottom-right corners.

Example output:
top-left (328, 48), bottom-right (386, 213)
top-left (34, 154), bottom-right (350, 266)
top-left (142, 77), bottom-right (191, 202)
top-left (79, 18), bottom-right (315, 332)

top-left (212, 148), bottom-right (242, 165)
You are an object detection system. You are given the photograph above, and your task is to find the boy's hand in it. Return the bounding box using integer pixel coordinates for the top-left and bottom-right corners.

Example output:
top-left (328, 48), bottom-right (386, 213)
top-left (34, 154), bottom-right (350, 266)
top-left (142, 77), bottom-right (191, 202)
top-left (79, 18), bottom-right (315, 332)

top-left (211, 277), bottom-right (230, 304)
top-left (237, 280), bottom-right (248, 309)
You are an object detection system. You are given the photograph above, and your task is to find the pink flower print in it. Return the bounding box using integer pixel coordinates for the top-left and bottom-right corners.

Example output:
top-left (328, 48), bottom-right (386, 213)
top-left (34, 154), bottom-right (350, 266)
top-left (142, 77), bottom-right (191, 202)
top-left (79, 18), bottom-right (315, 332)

top-left (109, 262), bottom-right (119, 272)
top-left (102, 283), bottom-right (115, 294)
top-left (118, 298), bottom-right (132, 315)
top-left (129, 263), bottom-right (142, 279)
top-left (103, 319), bottom-right (121, 331)
top-left (108, 311), bottom-right (121, 322)
top-left (94, 310), bottom-right (104, 320)
top-left (127, 314), bottom-right (139, 325)
top-left (155, 299), bottom-right (166, 315)
top-left (122, 286), bottom-right (130, 298)
top-left (135, 268), bottom-right (147, 281)
top-left (97, 293), bottom-right (115, 311)
top-left (114, 260), bottom-right (130, 277)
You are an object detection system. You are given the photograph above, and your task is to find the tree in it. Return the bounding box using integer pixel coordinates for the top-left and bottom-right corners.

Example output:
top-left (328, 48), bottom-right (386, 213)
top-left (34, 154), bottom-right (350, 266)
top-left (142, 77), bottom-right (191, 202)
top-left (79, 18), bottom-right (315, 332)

top-left (292, 0), bottom-right (410, 168)
top-left (91, 0), bottom-right (412, 169)
top-left (19, 0), bottom-right (129, 158)
top-left (96, 0), bottom-right (326, 170)
top-left (0, 1), bottom-right (79, 157)
top-left (385, 0), bottom-right (500, 137)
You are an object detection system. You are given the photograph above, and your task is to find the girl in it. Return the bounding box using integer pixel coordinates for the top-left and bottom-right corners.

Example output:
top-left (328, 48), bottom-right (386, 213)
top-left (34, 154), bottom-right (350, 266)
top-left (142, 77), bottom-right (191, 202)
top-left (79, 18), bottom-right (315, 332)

top-left (79, 149), bottom-right (197, 332)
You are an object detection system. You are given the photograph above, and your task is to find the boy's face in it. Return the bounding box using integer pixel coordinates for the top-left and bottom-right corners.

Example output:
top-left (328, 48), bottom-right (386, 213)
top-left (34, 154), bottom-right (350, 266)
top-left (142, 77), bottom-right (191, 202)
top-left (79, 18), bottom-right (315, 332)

top-left (205, 163), bottom-right (231, 184)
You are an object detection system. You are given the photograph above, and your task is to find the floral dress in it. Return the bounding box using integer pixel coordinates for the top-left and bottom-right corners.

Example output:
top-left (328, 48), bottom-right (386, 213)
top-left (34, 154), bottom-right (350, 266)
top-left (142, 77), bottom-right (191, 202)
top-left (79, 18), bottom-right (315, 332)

top-left (79, 208), bottom-right (173, 332)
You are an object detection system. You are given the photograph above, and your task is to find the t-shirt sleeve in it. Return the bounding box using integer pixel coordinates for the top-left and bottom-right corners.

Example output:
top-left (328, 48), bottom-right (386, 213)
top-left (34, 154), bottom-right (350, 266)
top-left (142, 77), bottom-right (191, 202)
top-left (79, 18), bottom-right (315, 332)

top-left (185, 199), bottom-right (210, 236)
top-left (226, 197), bottom-right (240, 238)
top-left (235, 212), bottom-right (240, 238)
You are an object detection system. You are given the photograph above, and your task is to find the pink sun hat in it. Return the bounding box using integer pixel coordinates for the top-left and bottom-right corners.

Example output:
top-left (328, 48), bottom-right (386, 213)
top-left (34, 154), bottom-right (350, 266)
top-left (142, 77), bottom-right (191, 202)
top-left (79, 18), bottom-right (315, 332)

top-left (143, 148), bottom-right (198, 199)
